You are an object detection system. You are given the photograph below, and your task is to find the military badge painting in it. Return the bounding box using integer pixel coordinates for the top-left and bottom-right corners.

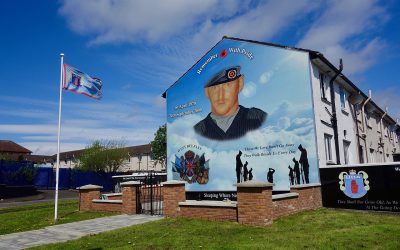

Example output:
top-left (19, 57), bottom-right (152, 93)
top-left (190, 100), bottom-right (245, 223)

top-left (172, 150), bottom-right (210, 184)
top-left (339, 170), bottom-right (370, 198)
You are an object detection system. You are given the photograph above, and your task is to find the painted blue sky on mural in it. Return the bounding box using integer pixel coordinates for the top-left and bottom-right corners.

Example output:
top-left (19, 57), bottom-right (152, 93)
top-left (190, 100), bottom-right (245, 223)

top-left (0, 0), bottom-right (399, 155)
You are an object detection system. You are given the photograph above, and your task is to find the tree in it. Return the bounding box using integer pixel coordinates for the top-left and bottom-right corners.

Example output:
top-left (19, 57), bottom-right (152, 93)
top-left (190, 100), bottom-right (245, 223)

top-left (78, 140), bottom-right (129, 173)
top-left (151, 124), bottom-right (166, 169)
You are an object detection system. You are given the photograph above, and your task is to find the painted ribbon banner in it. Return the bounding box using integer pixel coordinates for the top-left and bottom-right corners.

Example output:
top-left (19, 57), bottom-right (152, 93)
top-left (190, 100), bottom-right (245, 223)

top-left (320, 164), bottom-right (400, 212)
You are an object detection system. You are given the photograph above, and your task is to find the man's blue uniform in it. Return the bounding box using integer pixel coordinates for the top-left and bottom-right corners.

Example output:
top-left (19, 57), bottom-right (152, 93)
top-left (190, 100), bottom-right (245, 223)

top-left (194, 105), bottom-right (266, 140)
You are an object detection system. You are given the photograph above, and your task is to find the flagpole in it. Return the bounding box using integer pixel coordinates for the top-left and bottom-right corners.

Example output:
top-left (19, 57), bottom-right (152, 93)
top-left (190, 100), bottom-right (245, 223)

top-left (54, 53), bottom-right (64, 221)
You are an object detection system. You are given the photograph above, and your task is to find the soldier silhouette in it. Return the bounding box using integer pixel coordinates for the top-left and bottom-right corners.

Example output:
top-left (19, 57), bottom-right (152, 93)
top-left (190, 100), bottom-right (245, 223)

top-left (236, 151), bottom-right (243, 183)
top-left (267, 168), bottom-right (275, 183)
top-left (243, 161), bottom-right (249, 181)
top-left (248, 168), bottom-right (253, 181)
top-left (292, 157), bottom-right (300, 185)
top-left (298, 144), bottom-right (310, 184)
top-left (288, 165), bottom-right (294, 185)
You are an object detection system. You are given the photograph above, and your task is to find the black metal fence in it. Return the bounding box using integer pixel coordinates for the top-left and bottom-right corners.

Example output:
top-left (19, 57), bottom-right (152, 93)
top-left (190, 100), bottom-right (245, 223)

top-left (138, 171), bottom-right (163, 215)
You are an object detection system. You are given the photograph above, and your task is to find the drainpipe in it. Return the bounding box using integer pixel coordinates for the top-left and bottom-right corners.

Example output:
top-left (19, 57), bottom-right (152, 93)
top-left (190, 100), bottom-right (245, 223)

top-left (379, 107), bottom-right (388, 161)
top-left (329, 59), bottom-right (343, 165)
top-left (353, 94), bottom-right (363, 163)
top-left (361, 90), bottom-right (372, 162)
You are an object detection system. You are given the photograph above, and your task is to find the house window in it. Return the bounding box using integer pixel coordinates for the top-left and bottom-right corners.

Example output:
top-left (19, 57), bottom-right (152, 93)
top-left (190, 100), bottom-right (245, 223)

top-left (369, 148), bottom-right (375, 163)
top-left (343, 140), bottom-right (351, 164)
top-left (324, 134), bottom-right (333, 162)
top-left (339, 87), bottom-right (346, 109)
top-left (319, 73), bottom-right (326, 100)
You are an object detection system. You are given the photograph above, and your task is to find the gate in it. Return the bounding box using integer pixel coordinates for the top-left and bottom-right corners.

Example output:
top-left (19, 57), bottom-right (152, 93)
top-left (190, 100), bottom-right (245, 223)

top-left (138, 171), bottom-right (163, 215)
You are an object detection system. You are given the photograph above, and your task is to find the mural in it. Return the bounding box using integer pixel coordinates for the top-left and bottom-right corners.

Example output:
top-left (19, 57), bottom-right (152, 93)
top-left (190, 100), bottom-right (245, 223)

top-left (166, 38), bottom-right (319, 191)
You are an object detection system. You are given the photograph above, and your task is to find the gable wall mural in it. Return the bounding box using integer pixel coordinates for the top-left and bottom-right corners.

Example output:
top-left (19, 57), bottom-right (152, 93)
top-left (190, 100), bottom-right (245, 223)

top-left (166, 38), bottom-right (319, 192)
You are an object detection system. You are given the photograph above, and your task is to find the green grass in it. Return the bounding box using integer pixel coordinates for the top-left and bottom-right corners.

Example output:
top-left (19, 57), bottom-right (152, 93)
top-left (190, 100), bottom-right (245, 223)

top-left (0, 200), bottom-right (117, 235)
top-left (30, 208), bottom-right (400, 250)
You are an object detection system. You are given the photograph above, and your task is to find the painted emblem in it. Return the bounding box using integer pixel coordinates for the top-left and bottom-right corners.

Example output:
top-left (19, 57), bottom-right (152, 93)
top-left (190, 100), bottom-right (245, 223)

top-left (219, 49), bottom-right (228, 58)
top-left (71, 73), bottom-right (81, 87)
top-left (172, 150), bottom-right (209, 184)
top-left (227, 69), bottom-right (237, 79)
top-left (339, 169), bottom-right (370, 198)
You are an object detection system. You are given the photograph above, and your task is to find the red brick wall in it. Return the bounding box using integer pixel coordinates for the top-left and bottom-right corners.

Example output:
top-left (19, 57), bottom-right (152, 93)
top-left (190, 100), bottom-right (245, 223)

top-left (180, 206), bottom-right (237, 222)
top-left (163, 184), bottom-right (186, 218)
top-left (91, 201), bottom-right (122, 212)
top-left (292, 186), bottom-right (322, 211)
top-left (273, 197), bottom-right (298, 219)
top-left (273, 186), bottom-right (322, 219)
top-left (237, 186), bottom-right (273, 226)
top-left (108, 195), bottom-right (122, 200)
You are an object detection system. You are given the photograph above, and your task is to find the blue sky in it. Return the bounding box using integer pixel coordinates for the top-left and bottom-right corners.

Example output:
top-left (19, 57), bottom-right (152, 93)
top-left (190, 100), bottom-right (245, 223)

top-left (0, 0), bottom-right (399, 155)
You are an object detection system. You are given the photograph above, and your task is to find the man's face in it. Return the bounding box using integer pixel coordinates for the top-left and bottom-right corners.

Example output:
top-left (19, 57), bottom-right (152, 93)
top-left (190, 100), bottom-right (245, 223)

top-left (205, 76), bottom-right (244, 117)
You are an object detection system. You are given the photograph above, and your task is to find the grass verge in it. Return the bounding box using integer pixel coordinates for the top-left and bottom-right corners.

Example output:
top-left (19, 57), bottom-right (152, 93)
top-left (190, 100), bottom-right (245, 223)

top-left (30, 208), bottom-right (400, 249)
top-left (0, 200), bottom-right (117, 235)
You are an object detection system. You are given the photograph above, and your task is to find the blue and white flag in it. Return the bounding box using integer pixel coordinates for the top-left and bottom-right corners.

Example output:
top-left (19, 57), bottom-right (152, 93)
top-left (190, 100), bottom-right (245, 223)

top-left (63, 64), bottom-right (103, 99)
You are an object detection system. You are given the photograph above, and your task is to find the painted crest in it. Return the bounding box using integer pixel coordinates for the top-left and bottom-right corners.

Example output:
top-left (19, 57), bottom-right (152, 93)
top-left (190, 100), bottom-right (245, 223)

top-left (172, 150), bottom-right (210, 184)
top-left (339, 169), bottom-right (370, 198)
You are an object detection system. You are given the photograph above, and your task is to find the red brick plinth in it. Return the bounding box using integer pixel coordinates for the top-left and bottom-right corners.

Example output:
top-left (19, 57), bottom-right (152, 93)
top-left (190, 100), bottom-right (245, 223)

top-left (162, 180), bottom-right (186, 218)
top-left (237, 181), bottom-right (273, 226)
top-left (77, 184), bottom-right (102, 211)
top-left (121, 181), bottom-right (141, 214)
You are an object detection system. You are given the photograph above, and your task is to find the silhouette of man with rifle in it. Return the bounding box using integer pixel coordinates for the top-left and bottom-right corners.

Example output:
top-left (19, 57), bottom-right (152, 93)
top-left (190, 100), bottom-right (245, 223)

top-left (298, 144), bottom-right (309, 184)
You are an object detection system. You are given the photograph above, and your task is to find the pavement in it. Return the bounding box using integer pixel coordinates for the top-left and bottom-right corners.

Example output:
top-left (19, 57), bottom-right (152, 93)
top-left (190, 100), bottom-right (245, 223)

top-left (0, 214), bottom-right (163, 250)
top-left (0, 190), bottom-right (78, 209)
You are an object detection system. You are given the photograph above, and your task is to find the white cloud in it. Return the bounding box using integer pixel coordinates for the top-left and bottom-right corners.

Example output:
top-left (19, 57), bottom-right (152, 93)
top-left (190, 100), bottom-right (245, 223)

top-left (190, 0), bottom-right (317, 49)
top-left (298, 0), bottom-right (389, 75)
top-left (59, 0), bottom-right (230, 45)
top-left (241, 81), bottom-right (256, 98)
top-left (259, 71), bottom-right (273, 85)
top-left (373, 87), bottom-right (400, 120)
top-left (59, 0), bottom-right (317, 49)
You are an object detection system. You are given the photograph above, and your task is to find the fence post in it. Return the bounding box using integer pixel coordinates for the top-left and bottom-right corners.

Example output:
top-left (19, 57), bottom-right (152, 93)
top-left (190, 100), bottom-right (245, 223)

top-left (77, 184), bottom-right (102, 211)
top-left (162, 180), bottom-right (186, 218)
top-left (237, 180), bottom-right (273, 226)
top-left (121, 181), bottom-right (141, 214)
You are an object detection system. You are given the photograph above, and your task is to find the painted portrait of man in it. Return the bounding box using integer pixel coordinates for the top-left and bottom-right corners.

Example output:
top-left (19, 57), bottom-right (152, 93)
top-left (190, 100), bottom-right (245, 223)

top-left (194, 66), bottom-right (267, 140)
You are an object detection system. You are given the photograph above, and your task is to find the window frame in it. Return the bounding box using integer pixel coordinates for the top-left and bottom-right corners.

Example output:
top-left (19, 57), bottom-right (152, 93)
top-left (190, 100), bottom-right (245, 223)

top-left (319, 73), bottom-right (326, 100)
top-left (324, 134), bottom-right (333, 162)
top-left (339, 87), bottom-right (347, 110)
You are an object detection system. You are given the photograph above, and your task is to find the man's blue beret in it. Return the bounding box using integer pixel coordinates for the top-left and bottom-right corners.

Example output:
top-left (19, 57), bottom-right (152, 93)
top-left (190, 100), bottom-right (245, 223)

top-left (204, 66), bottom-right (242, 88)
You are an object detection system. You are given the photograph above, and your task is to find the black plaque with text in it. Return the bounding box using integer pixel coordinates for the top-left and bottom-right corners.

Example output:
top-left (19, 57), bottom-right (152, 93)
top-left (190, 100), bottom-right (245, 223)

top-left (320, 164), bottom-right (400, 212)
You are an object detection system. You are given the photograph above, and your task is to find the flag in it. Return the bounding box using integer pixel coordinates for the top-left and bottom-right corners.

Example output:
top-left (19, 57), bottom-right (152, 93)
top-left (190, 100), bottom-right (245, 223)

top-left (63, 64), bottom-right (103, 99)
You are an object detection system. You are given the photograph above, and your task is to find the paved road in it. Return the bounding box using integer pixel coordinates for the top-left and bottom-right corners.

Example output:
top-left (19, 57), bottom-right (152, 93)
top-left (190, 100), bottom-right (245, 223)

top-left (0, 214), bottom-right (163, 250)
top-left (0, 190), bottom-right (78, 209)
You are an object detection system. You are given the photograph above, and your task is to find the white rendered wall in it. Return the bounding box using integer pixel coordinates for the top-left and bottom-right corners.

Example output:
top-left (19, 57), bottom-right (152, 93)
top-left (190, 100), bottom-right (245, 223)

top-left (309, 62), bottom-right (358, 167)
